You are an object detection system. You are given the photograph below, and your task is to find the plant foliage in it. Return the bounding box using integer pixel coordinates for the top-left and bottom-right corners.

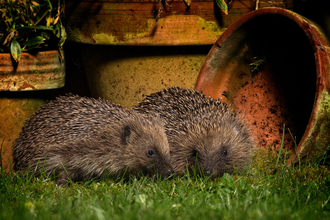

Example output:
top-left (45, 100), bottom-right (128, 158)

top-left (0, 0), bottom-right (66, 62)
top-left (215, 0), bottom-right (228, 15)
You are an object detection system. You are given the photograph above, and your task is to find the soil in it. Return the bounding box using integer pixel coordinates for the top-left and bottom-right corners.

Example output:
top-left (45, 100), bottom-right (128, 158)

top-left (233, 66), bottom-right (297, 150)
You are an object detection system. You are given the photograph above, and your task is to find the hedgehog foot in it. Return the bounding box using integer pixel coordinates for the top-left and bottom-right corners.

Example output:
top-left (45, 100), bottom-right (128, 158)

top-left (56, 171), bottom-right (69, 186)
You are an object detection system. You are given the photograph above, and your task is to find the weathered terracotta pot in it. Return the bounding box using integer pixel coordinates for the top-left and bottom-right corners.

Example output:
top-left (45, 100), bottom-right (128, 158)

top-left (195, 8), bottom-right (330, 165)
top-left (258, 0), bottom-right (293, 9)
top-left (75, 44), bottom-right (210, 107)
top-left (66, 0), bottom-right (292, 45)
top-left (0, 94), bottom-right (47, 173)
top-left (0, 50), bottom-right (66, 173)
top-left (0, 50), bottom-right (65, 91)
top-left (65, 0), bottom-right (291, 107)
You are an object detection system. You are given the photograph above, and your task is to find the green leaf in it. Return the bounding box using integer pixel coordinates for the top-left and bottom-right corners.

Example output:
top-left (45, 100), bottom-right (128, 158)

top-left (215, 0), bottom-right (228, 15)
top-left (10, 40), bottom-right (21, 62)
top-left (58, 24), bottom-right (67, 48)
top-left (41, 32), bottom-right (49, 38)
top-left (16, 25), bottom-right (54, 32)
top-left (23, 36), bottom-right (45, 46)
top-left (183, 0), bottom-right (192, 6)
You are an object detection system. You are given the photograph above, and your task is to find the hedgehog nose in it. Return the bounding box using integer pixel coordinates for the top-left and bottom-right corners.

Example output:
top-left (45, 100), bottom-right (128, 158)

top-left (205, 169), bottom-right (212, 176)
top-left (166, 168), bottom-right (174, 176)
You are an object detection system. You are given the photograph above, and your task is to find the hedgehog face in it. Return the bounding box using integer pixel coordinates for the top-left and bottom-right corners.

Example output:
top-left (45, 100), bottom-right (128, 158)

top-left (181, 137), bottom-right (249, 178)
top-left (141, 147), bottom-right (174, 178)
top-left (193, 129), bottom-right (252, 178)
top-left (183, 135), bottom-right (228, 177)
top-left (122, 121), bottom-right (174, 178)
top-left (195, 142), bottom-right (234, 177)
top-left (170, 119), bottom-right (253, 178)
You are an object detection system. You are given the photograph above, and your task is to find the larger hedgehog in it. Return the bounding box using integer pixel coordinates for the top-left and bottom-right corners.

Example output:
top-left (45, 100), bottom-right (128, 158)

top-left (134, 87), bottom-right (253, 177)
top-left (13, 95), bottom-right (173, 185)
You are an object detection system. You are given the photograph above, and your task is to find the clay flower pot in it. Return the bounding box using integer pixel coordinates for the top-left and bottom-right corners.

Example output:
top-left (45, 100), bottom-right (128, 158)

top-left (65, 0), bottom-right (292, 45)
top-left (64, 0), bottom-right (291, 107)
top-left (194, 8), bottom-right (330, 165)
top-left (0, 50), bottom-right (65, 172)
top-left (0, 50), bottom-right (65, 91)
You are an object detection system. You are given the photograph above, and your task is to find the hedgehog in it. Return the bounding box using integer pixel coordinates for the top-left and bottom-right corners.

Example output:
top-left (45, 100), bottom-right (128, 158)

top-left (134, 87), bottom-right (253, 177)
top-left (13, 94), bottom-right (174, 185)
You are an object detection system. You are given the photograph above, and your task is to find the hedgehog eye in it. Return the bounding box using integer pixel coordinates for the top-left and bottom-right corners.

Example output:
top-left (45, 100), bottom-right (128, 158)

top-left (147, 150), bottom-right (156, 158)
top-left (223, 150), bottom-right (228, 156)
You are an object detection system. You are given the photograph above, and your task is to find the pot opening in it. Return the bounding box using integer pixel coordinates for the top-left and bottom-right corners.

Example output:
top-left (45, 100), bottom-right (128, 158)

top-left (197, 13), bottom-right (316, 150)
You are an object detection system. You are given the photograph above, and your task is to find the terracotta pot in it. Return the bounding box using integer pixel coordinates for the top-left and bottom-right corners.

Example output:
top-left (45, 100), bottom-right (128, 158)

top-left (76, 44), bottom-right (211, 107)
top-left (65, 0), bottom-right (294, 45)
top-left (0, 94), bottom-right (47, 173)
top-left (0, 50), bottom-right (65, 91)
top-left (257, 0), bottom-right (293, 9)
top-left (195, 8), bottom-right (330, 165)
top-left (64, 1), bottom-right (292, 107)
top-left (0, 50), bottom-right (66, 173)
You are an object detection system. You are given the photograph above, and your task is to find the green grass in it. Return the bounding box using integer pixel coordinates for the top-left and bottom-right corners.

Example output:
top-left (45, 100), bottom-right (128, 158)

top-left (1, 129), bottom-right (330, 220)
top-left (1, 149), bottom-right (330, 220)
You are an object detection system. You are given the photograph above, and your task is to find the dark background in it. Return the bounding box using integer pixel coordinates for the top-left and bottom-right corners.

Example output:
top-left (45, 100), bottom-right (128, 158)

top-left (293, 0), bottom-right (330, 39)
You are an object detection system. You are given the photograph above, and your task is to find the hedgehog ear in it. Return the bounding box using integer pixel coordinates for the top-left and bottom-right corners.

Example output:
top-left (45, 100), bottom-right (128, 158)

top-left (122, 125), bottom-right (131, 145)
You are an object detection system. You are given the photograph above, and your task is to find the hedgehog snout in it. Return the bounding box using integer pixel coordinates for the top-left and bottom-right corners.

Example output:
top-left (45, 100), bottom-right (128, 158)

top-left (165, 168), bottom-right (174, 176)
top-left (202, 165), bottom-right (214, 176)
top-left (161, 162), bottom-right (174, 177)
top-left (205, 169), bottom-right (212, 176)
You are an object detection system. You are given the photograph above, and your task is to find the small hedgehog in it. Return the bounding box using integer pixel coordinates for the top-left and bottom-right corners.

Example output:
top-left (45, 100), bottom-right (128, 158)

top-left (13, 95), bottom-right (173, 185)
top-left (134, 87), bottom-right (253, 177)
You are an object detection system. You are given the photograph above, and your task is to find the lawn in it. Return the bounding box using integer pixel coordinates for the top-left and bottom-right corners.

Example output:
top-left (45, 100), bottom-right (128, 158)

top-left (1, 147), bottom-right (330, 220)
